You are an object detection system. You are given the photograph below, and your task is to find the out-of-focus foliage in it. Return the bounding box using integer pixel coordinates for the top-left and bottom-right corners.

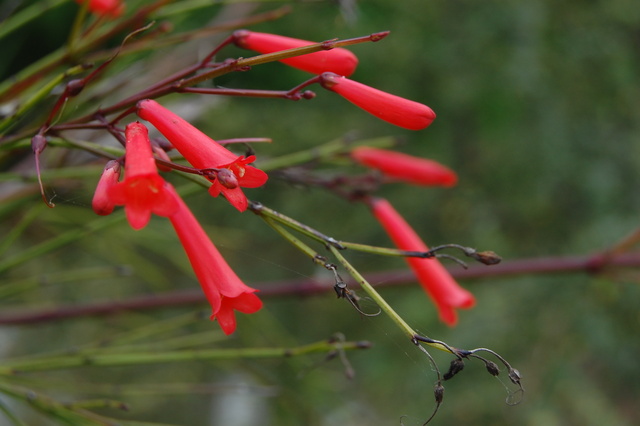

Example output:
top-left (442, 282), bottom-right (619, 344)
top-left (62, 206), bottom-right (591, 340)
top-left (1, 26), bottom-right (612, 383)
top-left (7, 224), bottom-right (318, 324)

top-left (1, 0), bottom-right (639, 425)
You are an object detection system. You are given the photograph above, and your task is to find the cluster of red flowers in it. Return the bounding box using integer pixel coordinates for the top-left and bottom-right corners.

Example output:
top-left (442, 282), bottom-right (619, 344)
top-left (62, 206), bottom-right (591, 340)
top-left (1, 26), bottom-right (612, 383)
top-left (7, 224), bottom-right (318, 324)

top-left (91, 27), bottom-right (472, 333)
top-left (92, 119), bottom-right (263, 335)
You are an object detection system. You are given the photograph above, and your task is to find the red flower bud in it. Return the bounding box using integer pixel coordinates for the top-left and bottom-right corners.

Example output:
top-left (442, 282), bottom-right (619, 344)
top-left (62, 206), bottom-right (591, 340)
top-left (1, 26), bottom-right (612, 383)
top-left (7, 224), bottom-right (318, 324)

top-left (92, 160), bottom-right (121, 216)
top-left (351, 147), bottom-right (457, 187)
top-left (233, 30), bottom-right (358, 77)
top-left (320, 72), bottom-right (436, 130)
top-left (75, 0), bottom-right (124, 17)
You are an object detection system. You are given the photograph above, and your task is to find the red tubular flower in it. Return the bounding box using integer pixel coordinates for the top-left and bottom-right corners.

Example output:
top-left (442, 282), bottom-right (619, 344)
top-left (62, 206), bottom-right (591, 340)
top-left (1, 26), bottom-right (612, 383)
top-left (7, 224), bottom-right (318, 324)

top-left (165, 185), bottom-right (262, 335)
top-left (319, 72), bottom-right (436, 130)
top-left (369, 198), bottom-right (475, 325)
top-left (351, 147), bottom-right (457, 187)
top-left (75, 0), bottom-right (124, 17)
top-left (108, 122), bottom-right (179, 230)
top-left (92, 160), bottom-right (121, 215)
top-left (137, 99), bottom-right (268, 212)
top-left (233, 30), bottom-right (358, 77)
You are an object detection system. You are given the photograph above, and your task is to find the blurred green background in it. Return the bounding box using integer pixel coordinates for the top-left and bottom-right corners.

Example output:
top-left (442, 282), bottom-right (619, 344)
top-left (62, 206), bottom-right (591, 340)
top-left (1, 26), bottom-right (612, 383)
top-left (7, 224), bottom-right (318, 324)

top-left (1, 0), bottom-right (640, 424)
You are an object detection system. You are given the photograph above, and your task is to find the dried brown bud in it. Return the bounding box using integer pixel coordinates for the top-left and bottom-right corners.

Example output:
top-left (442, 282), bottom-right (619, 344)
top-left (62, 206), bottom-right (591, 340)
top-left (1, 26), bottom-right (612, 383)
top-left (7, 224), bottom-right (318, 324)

top-left (485, 361), bottom-right (500, 376)
top-left (434, 384), bottom-right (445, 404)
top-left (471, 250), bottom-right (502, 265)
top-left (443, 358), bottom-right (465, 380)
top-left (508, 368), bottom-right (522, 385)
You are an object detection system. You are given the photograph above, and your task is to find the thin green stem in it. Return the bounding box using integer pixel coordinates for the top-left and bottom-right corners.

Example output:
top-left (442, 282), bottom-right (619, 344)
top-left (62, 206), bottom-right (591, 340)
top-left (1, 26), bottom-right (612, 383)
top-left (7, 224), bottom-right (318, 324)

top-left (262, 217), bottom-right (325, 264)
top-left (0, 382), bottom-right (102, 425)
top-left (249, 201), bottom-right (344, 249)
top-left (328, 245), bottom-right (416, 338)
top-left (0, 64), bottom-right (88, 135)
top-left (339, 241), bottom-right (434, 258)
top-left (328, 245), bottom-right (453, 354)
top-left (0, 397), bottom-right (28, 426)
top-left (258, 136), bottom-right (397, 171)
top-left (0, 214), bottom-right (125, 276)
top-left (67, 0), bottom-right (91, 53)
top-left (0, 339), bottom-right (370, 374)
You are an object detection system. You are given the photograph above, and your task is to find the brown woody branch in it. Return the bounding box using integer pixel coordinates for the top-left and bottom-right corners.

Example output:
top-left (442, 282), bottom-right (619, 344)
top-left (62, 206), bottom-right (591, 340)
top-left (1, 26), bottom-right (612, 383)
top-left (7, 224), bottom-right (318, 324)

top-left (0, 251), bottom-right (638, 325)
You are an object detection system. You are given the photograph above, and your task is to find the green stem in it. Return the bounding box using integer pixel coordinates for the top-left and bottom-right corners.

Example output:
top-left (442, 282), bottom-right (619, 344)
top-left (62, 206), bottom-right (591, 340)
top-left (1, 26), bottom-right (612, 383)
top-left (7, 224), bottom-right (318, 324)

top-left (0, 65), bottom-right (89, 135)
top-left (328, 245), bottom-right (416, 339)
top-left (0, 382), bottom-right (102, 426)
top-left (249, 201), bottom-right (343, 248)
top-left (0, 213), bottom-right (125, 276)
top-left (328, 245), bottom-right (456, 355)
top-left (0, 339), bottom-right (369, 374)
top-left (262, 217), bottom-right (325, 264)
top-left (339, 241), bottom-right (434, 258)
top-left (258, 136), bottom-right (397, 171)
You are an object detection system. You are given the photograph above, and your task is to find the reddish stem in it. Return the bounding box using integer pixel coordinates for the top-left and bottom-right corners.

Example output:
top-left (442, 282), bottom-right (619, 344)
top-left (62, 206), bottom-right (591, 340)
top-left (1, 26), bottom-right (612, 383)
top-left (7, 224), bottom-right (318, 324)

top-left (1, 251), bottom-right (637, 325)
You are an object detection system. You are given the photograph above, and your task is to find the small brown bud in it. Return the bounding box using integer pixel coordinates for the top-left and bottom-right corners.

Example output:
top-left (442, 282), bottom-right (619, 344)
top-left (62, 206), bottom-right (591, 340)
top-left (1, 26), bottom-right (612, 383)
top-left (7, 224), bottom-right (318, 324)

top-left (508, 368), bottom-right (522, 385)
top-left (485, 361), bottom-right (500, 376)
top-left (434, 384), bottom-right (445, 404)
top-left (471, 250), bottom-right (502, 265)
top-left (443, 358), bottom-right (465, 380)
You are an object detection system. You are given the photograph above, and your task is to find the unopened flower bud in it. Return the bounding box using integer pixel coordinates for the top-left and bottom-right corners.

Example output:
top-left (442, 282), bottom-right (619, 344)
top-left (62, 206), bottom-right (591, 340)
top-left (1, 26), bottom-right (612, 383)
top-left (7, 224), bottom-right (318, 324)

top-left (319, 72), bottom-right (436, 130)
top-left (151, 144), bottom-right (173, 172)
top-left (233, 30), bottom-right (358, 76)
top-left (471, 250), bottom-right (502, 265)
top-left (351, 147), bottom-right (457, 187)
top-left (31, 134), bottom-right (47, 154)
top-left (92, 160), bottom-right (121, 216)
top-left (66, 79), bottom-right (85, 97)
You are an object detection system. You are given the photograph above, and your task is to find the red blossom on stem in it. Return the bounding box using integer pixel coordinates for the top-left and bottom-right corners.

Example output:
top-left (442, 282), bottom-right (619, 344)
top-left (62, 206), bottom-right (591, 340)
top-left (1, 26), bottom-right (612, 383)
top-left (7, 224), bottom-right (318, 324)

top-left (351, 147), bottom-right (457, 187)
top-left (108, 122), bottom-right (179, 230)
top-left (165, 185), bottom-right (262, 335)
top-left (75, 0), bottom-right (125, 17)
top-left (136, 99), bottom-right (268, 212)
top-left (369, 198), bottom-right (475, 325)
top-left (233, 30), bottom-right (359, 77)
top-left (319, 72), bottom-right (436, 130)
top-left (92, 160), bottom-right (121, 215)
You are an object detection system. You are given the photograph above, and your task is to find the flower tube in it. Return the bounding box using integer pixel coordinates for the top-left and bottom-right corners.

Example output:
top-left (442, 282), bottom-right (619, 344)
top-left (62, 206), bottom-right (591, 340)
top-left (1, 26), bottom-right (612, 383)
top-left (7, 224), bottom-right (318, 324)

top-left (351, 147), bottom-right (457, 187)
top-left (233, 30), bottom-right (358, 76)
top-left (137, 99), bottom-right (268, 212)
top-left (108, 122), bottom-right (179, 230)
top-left (166, 185), bottom-right (262, 335)
top-left (320, 72), bottom-right (436, 130)
top-left (369, 197), bottom-right (475, 325)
